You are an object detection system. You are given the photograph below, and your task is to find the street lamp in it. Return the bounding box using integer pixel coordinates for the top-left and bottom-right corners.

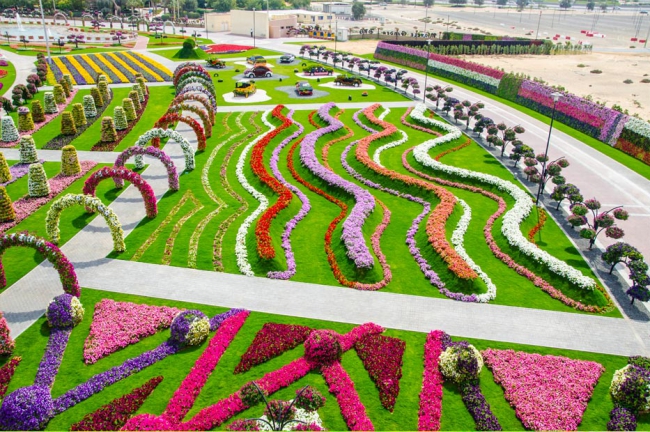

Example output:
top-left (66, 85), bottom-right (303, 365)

top-left (252, 7), bottom-right (256, 48)
top-left (535, 91), bottom-right (563, 206)
top-left (38, 0), bottom-right (52, 64)
top-left (334, 19), bottom-right (338, 54)
top-left (422, 39), bottom-right (432, 102)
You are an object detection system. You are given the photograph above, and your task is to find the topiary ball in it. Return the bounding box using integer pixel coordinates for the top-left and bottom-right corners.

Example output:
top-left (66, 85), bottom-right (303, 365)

top-left (0, 385), bottom-right (54, 430)
top-left (610, 365), bottom-right (650, 412)
top-left (45, 293), bottom-right (84, 329)
top-left (121, 413), bottom-right (175, 431)
top-left (304, 330), bottom-right (342, 365)
top-left (169, 310), bottom-right (209, 346)
top-left (438, 342), bottom-right (483, 383)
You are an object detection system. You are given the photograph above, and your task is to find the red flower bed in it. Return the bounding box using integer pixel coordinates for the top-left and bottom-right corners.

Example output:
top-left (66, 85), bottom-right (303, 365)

top-left (70, 376), bottom-right (163, 431)
top-left (354, 334), bottom-right (405, 412)
top-left (204, 44), bottom-right (254, 54)
top-left (154, 113), bottom-right (206, 151)
top-left (253, 105), bottom-right (293, 260)
top-left (0, 357), bottom-right (21, 398)
top-left (527, 209), bottom-right (547, 245)
top-left (234, 323), bottom-right (312, 374)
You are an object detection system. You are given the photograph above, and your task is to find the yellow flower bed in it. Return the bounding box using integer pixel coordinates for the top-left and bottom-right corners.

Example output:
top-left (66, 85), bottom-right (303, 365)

top-left (131, 52), bottom-right (172, 80)
top-left (93, 54), bottom-right (129, 83)
top-left (66, 55), bottom-right (95, 84)
top-left (52, 57), bottom-right (77, 85)
top-left (46, 66), bottom-right (57, 86)
top-left (121, 52), bottom-right (163, 82)
top-left (80, 54), bottom-right (112, 83)
top-left (106, 52), bottom-right (138, 77)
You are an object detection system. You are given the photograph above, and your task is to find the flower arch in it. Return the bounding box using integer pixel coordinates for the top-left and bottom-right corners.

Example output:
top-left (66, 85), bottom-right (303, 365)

top-left (46, 194), bottom-right (126, 253)
top-left (176, 77), bottom-right (216, 100)
top-left (134, 128), bottom-right (195, 171)
top-left (52, 11), bottom-right (69, 25)
top-left (172, 93), bottom-right (215, 122)
top-left (82, 167), bottom-right (158, 219)
top-left (0, 233), bottom-right (80, 296)
top-left (167, 103), bottom-right (212, 138)
top-left (174, 62), bottom-right (207, 78)
top-left (176, 86), bottom-right (217, 113)
top-left (173, 66), bottom-right (211, 87)
top-left (154, 113), bottom-right (206, 151)
top-left (114, 146), bottom-right (179, 191)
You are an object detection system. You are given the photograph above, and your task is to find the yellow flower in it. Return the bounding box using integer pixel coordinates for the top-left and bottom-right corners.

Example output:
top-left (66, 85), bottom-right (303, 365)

top-left (92, 54), bottom-right (128, 83)
top-left (121, 52), bottom-right (163, 82)
top-left (131, 52), bottom-right (172, 80)
top-left (80, 54), bottom-right (112, 83)
top-left (106, 52), bottom-right (137, 77)
top-left (67, 55), bottom-right (95, 84)
top-left (52, 57), bottom-right (77, 85)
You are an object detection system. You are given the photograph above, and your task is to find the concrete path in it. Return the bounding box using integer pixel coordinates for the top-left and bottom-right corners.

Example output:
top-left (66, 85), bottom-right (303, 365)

top-left (133, 35), bottom-right (149, 50)
top-left (3, 148), bottom-right (121, 164)
top-left (0, 48), bottom-right (35, 99)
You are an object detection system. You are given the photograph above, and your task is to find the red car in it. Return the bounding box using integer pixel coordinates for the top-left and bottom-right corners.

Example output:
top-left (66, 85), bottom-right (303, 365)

top-left (244, 65), bottom-right (273, 78)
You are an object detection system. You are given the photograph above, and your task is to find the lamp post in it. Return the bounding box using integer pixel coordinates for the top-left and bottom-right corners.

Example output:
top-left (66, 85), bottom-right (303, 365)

top-left (334, 18), bottom-right (338, 54)
top-left (422, 39), bottom-right (431, 102)
top-left (38, 0), bottom-right (52, 64)
top-left (534, 10), bottom-right (542, 40)
top-left (535, 91), bottom-right (563, 206)
top-left (252, 7), bottom-right (256, 48)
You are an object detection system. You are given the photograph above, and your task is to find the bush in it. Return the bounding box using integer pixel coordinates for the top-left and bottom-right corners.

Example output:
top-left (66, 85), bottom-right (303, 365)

top-left (122, 98), bottom-right (136, 121)
top-left (90, 87), bottom-right (103, 108)
top-left (63, 74), bottom-right (73, 90)
top-left (0, 97), bottom-right (13, 113)
top-left (31, 100), bottom-right (45, 122)
top-left (114, 106), bottom-right (128, 130)
top-left (58, 78), bottom-right (70, 98)
top-left (44, 92), bottom-right (58, 114)
top-left (28, 163), bottom-right (50, 197)
top-left (1, 117), bottom-right (18, 143)
top-left (60, 111), bottom-right (77, 136)
top-left (129, 90), bottom-right (142, 112)
top-left (17, 107), bottom-right (34, 132)
top-left (98, 81), bottom-right (110, 104)
top-left (71, 103), bottom-right (87, 127)
top-left (133, 84), bottom-right (145, 102)
top-left (60, 145), bottom-right (81, 176)
top-left (83, 95), bottom-right (97, 118)
top-left (590, 69), bottom-right (602, 74)
top-left (0, 186), bottom-right (15, 223)
top-left (183, 39), bottom-right (196, 50)
top-left (19, 135), bottom-right (38, 164)
top-left (53, 84), bottom-right (66, 104)
top-left (0, 153), bottom-right (11, 183)
top-left (624, 79), bottom-right (634, 84)
top-left (100, 117), bottom-right (117, 142)
top-left (136, 77), bottom-right (147, 95)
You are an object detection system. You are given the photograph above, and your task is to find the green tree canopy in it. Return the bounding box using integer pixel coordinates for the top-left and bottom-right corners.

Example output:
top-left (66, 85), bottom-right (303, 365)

top-left (352, 1), bottom-right (366, 19)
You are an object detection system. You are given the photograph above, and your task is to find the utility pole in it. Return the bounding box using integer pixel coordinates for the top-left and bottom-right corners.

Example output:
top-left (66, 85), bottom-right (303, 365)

top-left (535, 10), bottom-right (542, 40)
top-left (38, 0), bottom-right (52, 64)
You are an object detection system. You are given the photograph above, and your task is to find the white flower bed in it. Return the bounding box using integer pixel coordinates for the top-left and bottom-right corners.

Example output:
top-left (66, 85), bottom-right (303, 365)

top-left (372, 130), bottom-right (408, 167)
top-left (428, 59), bottom-right (501, 88)
top-left (378, 107), bottom-right (391, 121)
top-left (410, 103), bottom-right (596, 290)
top-left (624, 116), bottom-right (650, 139)
top-left (257, 405), bottom-right (323, 431)
top-left (451, 199), bottom-right (496, 302)
top-left (234, 109), bottom-right (274, 277)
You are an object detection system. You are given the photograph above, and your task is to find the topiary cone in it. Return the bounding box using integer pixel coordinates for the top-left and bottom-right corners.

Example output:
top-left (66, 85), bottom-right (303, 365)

top-left (43, 92), bottom-right (58, 114)
top-left (90, 87), bottom-right (103, 108)
top-left (0, 153), bottom-right (11, 183)
top-left (136, 77), bottom-right (146, 95)
top-left (60, 112), bottom-right (77, 136)
top-left (132, 84), bottom-right (145, 102)
top-left (83, 95), bottom-right (97, 118)
top-left (53, 84), bottom-right (66, 104)
top-left (98, 81), bottom-right (110, 104)
top-left (1, 117), bottom-right (18, 143)
top-left (63, 74), bottom-right (73, 90)
top-left (122, 98), bottom-right (136, 121)
top-left (28, 163), bottom-right (50, 197)
top-left (100, 117), bottom-right (117, 143)
top-left (71, 103), bottom-right (87, 128)
top-left (128, 90), bottom-right (141, 112)
top-left (31, 99), bottom-right (45, 123)
top-left (18, 135), bottom-right (38, 164)
top-left (17, 108), bottom-right (34, 132)
top-left (58, 78), bottom-right (70, 98)
top-left (0, 186), bottom-right (16, 222)
top-left (60, 145), bottom-right (81, 176)
top-left (114, 106), bottom-right (128, 130)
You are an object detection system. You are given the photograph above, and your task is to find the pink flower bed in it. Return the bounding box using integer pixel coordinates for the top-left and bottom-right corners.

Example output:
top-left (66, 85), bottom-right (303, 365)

top-left (418, 330), bottom-right (447, 431)
top-left (322, 361), bottom-right (375, 431)
top-left (83, 299), bottom-right (184, 364)
top-left (0, 160), bottom-right (97, 234)
top-left (483, 348), bottom-right (604, 430)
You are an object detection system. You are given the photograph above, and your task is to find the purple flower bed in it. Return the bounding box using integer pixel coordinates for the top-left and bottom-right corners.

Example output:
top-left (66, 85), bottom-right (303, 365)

top-left (59, 56), bottom-right (87, 85)
top-left (112, 52), bottom-right (157, 82)
top-left (0, 385), bottom-right (54, 430)
top-left (131, 52), bottom-right (173, 81)
top-left (100, 54), bottom-right (138, 82)
top-left (300, 103), bottom-right (376, 269)
top-left (34, 328), bottom-right (72, 388)
top-left (267, 111), bottom-right (310, 280)
top-left (83, 55), bottom-right (121, 83)
top-left (209, 309), bottom-right (246, 331)
top-left (460, 381), bottom-right (502, 430)
top-left (49, 60), bottom-right (64, 82)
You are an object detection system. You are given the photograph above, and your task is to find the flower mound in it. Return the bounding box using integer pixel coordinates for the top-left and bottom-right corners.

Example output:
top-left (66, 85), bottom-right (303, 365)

top-left (439, 343), bottom-right (483, 384)
top-left (45, 293), bottom-right (84, 328)
top-left (234, 323), bottom-right (312, 374)
top-left (83, 299), bottom-right (184, 364)
top-left (354, 333), bottom-right (405, 412)
top-left (170, 310), bottom-right (210, 346)
top-left (483, 348), bottom-right (604, 430)
top-left (304, 330), bottom-right (342, 366)
top-left (0, 385), bottom-right (54, 430)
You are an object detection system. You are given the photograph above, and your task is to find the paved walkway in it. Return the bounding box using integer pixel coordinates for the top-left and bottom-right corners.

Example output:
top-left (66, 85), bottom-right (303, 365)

top-left (0, 48), bottom-right (36, 99)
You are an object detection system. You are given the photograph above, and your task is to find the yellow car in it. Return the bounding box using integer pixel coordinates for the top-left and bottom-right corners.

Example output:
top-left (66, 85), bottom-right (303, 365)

top-left (233, 79), bottom-right (257, 98)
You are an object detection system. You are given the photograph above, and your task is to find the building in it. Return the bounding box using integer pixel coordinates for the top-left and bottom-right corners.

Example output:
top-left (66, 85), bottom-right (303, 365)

top-left (204, 12), bottom-right (230, 33)
top-left (321, 2), bottom-right (353, 15)
top-left (230, 9), bottom-right (336, 38)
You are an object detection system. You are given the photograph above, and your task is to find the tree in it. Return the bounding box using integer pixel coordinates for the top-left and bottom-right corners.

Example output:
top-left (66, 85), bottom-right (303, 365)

top-left (474, 0), bottom-right (484, 5)
top-left (126, 0), bottom-right (143, 16)
top-left (559, 0), bottom-right (572, 8)
top-left (516, 0), bottom-right (528, 9)
top-left (211, 0), bottom-right (234, 11)
top-left (352, 1), bottom-right (366, 20)
top-left (551, 183), bottom-right (582, 210)
top-left (586, 0), bottom-right (595, 10)
top-left (496, 0), bottom-right (508, 5)
top-left (568, 199), bottom-right (629, 249)
top-left (602, 242), bottom-right (643, 274)
top-left (423, 0), bottom-right (434, 6)
top-left (486, 122), bottom-right (526, 156)
top-left (449, 0), bottom-right (468, 4)
top-left (599, 2), bottom-right (607, 11)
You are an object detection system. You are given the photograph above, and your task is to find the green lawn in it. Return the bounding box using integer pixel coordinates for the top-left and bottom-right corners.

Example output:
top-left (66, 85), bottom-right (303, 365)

top-left (358, 52), bottom-right (650, 182)
top-left (32, 89), bottom-right (91, 149)
top-left (114, 107), bottom-right (619, 317)
top-left (0, 59), bottom-right (16, 93)
top-left (0, 44), bottom-right (129, 57)
top-left (145, 35), bottom-right (212, 47)
top-left (151, 47), bottom-right (209, 61)
top-left (151, 47), bottom-right (282, 62)
top-left (2, 162), bottom-right (125, 289)
top-left (1, 287), bottom-right (641, 431)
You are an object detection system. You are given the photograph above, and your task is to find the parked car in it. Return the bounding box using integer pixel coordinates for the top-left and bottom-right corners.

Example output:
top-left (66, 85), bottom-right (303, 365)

top-left (206, 57), bottom-right (226, 68)
top-left (279, 54), bottom-right (296, 63)
top-left (244, 65), bottom-right (273, 78)
top-left (302, 65), bottom-right (334, 76)
top-left (233, 79), bottom-right (256, 98)
top-left (247, 55), bottom-right (266, 65)
top-left (295, 81), bottom-right (313, 96)
top-left (335, 75), bottom-right (362, 87)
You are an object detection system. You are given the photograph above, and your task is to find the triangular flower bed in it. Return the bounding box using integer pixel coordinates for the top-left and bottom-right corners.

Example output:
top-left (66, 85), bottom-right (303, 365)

top-left (83, 299), bottom-right (184, 364)
top-left (354, 333), bottom-right (406, 411)
top-left (483, 348), bottom-right (604, 430)
top-left (234, 323), bottom-right (312, 374)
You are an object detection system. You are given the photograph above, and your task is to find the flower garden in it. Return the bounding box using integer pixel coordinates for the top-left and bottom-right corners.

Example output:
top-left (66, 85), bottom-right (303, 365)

top-left (0, 49), bottom-right (649, 430)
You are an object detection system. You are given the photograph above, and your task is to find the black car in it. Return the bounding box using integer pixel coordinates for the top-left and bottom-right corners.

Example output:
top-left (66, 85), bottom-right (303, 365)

top-left (279, 54), bottom-right (296, 63)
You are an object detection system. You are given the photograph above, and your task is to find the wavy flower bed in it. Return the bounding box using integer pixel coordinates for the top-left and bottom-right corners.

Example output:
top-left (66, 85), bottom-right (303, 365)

top-left (483, 348), bottom-right (604, 430)
top-left (321, 361), bottom-right (375, 431)
top-left (235, 110), bottom-right (274, 276)
top-left (253, 105), bottom-right (293, 260)
top-left (0, 161), bottom-right (97, 235)
top-left (91, 88), bottom-right (150, 152)
top-left (34, 327), bottom-right (72, 388)
top-left (401, 108), bottom-right (442, 137)
top-left (408, 104), bottom-right (597, 291)
top-left (83, 299), bottom-right (184, 364)
top-left (267, 112), bottom-right (310, 280)
top-left (418, 330), bottom-right (449, 431)
top-left (49, 53), bottom-right (172, 84)
top-left (354, 333), bottom-right (405, 412)
top-left (303, 103), bottom-right (376, 270)
top-left (70, 376), bottom-right (163, 431)
top-left (234, 323), bottom-right (312, 374)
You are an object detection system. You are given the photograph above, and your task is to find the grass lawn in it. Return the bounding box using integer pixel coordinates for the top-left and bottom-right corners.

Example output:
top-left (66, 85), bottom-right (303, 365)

top-left (151, 47), bottom-right (209, 61)
top-left (357, 53), bottom-right (650, 182)
top-left (1, 287), bottom-right (640, 430)
top-left (115, 106), bottom-right (619, 317)
top-left (145, 35), bottom-right (212, 47)
top-left (0, 44), bottom-right (129, 57)
top-left (2, 162), bottom-right (126, 289)
top-left (32, 89), bottom-right (91, 149)
top-left (0, 59), bottom-right (16, 93)
top-left (151, 47), bottom-right (283, 62)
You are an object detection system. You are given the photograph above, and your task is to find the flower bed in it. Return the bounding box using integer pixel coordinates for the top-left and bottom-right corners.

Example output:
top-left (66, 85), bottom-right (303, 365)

top-left (49, 53), bottom-right (172, 84)
top-left (91, 88), bottom-right (150, 152)
top-left (204, 44), bottom-right (254, 54)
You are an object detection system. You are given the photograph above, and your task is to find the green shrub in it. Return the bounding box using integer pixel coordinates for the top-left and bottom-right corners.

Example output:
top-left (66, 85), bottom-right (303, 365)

top-left (98, 81), bottom-right (110, 104)
top-left (0, 153), bottom-right (11, 183)
top-left (60, 111), bottom-right (77, 136)
top-left (100, 117), bottom-right (117, 142)
top-left (28, 163), bottom-right (50, 197)
top-left (114, 106), bottom-right (128, 130)
top-left (90, 87), bottom-right (103, 108)
top-left (71, 103), bottom-right (87, 127)
top-left (129, 90), bottom-right (142, 112)
top-left (43, 92), bottom-right (58, 114)
top-left (122, 98), bottom-right (136, 121)
top-left (53, 84), bottom-right (66, 104)
top-left (0, 186), bottom-right (15, 222)
top-left (58, 77), bottom-right (70, 98)
top-left (31, 100), bottom-right (45, 122)
top-left (17, 108), bottom-right (35, 132)
top-left (18, 135), bottom-right (38, 164)
top-left (60, 145), bottom-right (81, 176)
